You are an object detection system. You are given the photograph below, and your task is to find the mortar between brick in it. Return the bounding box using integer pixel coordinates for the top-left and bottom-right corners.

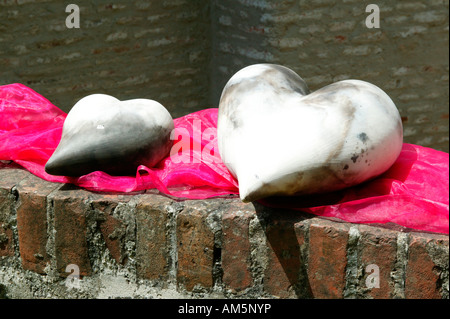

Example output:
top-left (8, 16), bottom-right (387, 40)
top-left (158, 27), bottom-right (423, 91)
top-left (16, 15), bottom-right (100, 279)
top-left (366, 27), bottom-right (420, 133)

top-left (248, 211), bottom-right (269, 297)
top-left (391, 232), bottom-right (409, 299)
top-left (426, 237), bottom-right (450, 298)
top-left (343, 226), bottom-right (361, 299)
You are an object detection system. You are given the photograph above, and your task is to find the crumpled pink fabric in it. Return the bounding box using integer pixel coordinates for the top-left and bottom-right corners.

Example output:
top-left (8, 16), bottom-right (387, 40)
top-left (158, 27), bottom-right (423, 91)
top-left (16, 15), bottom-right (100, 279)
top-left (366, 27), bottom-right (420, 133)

top-left (1, 83), bottom-right (448, 234)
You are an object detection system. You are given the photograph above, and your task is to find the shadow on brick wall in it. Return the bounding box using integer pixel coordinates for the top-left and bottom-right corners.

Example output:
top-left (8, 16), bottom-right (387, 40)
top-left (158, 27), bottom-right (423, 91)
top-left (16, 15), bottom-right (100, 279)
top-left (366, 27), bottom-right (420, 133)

top-left (253, 202), bottom-right (314, 298)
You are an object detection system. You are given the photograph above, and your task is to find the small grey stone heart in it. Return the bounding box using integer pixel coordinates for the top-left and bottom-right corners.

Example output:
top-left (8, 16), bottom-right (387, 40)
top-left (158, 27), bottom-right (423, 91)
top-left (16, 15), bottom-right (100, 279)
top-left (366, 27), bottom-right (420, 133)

top-left (45, 94), bottom-right (174, 176)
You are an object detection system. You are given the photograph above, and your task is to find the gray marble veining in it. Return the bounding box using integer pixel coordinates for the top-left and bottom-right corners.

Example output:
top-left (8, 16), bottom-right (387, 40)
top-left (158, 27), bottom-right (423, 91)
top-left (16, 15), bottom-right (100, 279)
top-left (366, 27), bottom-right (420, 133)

top-left (218, 64), bottom-right (403, 202)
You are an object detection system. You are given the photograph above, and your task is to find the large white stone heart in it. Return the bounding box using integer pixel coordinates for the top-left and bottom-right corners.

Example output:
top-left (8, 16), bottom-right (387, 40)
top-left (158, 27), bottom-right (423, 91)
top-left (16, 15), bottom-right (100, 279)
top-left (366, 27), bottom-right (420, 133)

top-left (217, 64), bottom-right (403, 202)
top-left (45, 94), bottom-right (174, 176)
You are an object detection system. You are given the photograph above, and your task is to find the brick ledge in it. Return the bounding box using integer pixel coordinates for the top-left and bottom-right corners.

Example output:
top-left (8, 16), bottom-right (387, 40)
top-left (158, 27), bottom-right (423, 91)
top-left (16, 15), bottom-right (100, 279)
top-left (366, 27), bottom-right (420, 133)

top-left (0, 164), bottom-right (448, 299)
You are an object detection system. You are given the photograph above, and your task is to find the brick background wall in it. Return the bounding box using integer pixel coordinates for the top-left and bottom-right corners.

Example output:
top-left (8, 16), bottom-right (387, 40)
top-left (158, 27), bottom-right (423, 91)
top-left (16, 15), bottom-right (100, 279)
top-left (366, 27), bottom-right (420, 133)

top-left (1, 163), bottom-right (449, 299)
top-left (1, 0), bottom-right (449, 152)
top-left (210, 0), bottom-right (449, 152)
top-left (0, 0), bottom-right (211, 118)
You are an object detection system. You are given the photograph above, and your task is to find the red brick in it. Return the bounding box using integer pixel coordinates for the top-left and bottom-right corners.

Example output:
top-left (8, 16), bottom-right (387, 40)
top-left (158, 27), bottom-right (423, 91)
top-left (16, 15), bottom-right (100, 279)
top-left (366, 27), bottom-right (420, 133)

top-left (15, 174), bottom-right (59, 273)
top-left (221, 202), bottom-right (254, 292)
top-left (100, 214), bottom-right (125, 263)
top-left (357, 225), bottom-right (398, 299)
top-left (135, 195), bottom-right (173, 281)
top-left (50, 186), bottom-right (92, 277)
top-left (405, 233), bottom-right (445, 299)
top-left (177, 202), bottom-right (215, 291)
top-left (0, 166), bottom-right (30, 190)
top-left (294, 219), bottom-right (314, 297)
top-left (308, 219), bottom-right (350, 298)
top-left (264, 212), bottom-right (305, 298)
top-left (91, 195), bottom-right (128, 265)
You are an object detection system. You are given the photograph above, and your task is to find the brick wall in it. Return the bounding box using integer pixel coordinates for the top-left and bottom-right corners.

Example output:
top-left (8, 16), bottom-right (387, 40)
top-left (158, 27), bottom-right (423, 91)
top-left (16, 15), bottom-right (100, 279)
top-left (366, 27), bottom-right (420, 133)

top-left (210, 0), bottom-right (449, 152)
top-left (1, 163), bottom-right (448, 299)
top-left (1, 0), bottom-right (449, 151)
top-left (0, 0), bottom-right (211, 118)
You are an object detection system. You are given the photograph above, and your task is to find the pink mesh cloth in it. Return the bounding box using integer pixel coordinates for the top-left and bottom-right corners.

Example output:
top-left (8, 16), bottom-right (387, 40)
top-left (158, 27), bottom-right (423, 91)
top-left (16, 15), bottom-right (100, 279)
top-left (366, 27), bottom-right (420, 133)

top-left (1, 83), bottom-right (448, 234)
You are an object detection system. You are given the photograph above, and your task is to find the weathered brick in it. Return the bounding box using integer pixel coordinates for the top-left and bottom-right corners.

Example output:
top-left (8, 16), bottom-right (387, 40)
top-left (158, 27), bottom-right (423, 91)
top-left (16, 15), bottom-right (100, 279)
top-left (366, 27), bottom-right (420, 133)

top-left (0, 228), bottom-right (13, 257)
top-left (342, 45), bottom-right (372, 56)
top-left (49, 186), bottom-right (92, 277)
top-left (405, 232), bottom-right (447, 299)
top-left (15, 174), bottom-right (59, 273)
top-left (176, 201), bottom-right (216, 291)
top-left (0, 166), bottom-right (30, 257)
top-left (0, 165), bottom-right (449, 298)
top-left (329, 21), bottom-right (356, 32)
top-left (221, 202), bottom-right (254, 292)
top-left (395, 2), bottom-right (427, 11)
top-left (135, 194), bottom-right (173, 281)
top-left (413, 11), bottom-right (447, 24)
top-left (263, 211), bottom-right (305, 298)
top-left (90, 195), bottom-right (130, 265)
top-left (308, 219), bottom-right (350, 298)
top-left (357, 225), bottom-right (398, 299)
top-left (0, 165), bottom-right (29, 190)
top-left (426, 234), bottom-right (449, 299)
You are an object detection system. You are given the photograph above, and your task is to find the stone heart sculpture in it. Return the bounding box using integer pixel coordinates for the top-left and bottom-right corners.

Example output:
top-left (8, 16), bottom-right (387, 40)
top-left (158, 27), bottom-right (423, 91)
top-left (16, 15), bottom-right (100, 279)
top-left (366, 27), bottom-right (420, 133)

top-left (217, 64), bottom-right (403, 202)
top-left (45, 94), bottom-right (174, 176)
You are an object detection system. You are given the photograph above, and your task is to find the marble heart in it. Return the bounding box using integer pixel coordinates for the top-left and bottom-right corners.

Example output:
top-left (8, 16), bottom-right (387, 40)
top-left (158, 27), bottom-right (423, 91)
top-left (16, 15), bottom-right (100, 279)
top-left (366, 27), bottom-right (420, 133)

top-left (45, 94), bottom-right (174, 176)
top-left (217, 64), bottom-right (403, 202)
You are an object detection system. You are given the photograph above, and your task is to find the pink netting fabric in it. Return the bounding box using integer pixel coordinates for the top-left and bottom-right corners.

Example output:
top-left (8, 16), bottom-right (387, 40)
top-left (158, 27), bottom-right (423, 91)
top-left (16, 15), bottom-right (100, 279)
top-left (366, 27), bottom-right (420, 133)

top-left (1, 83), bottom-right (448, 234)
